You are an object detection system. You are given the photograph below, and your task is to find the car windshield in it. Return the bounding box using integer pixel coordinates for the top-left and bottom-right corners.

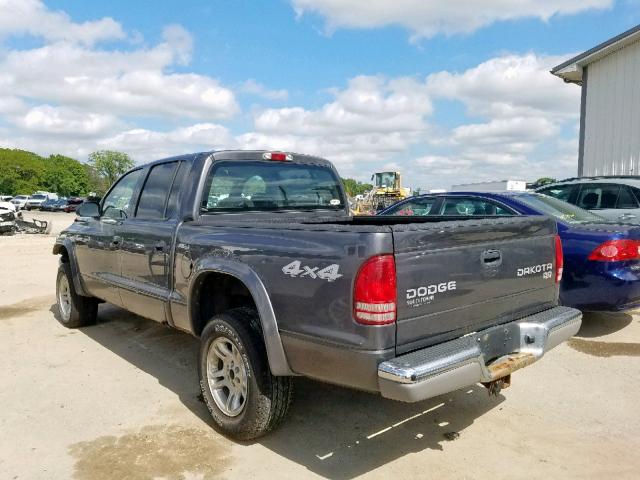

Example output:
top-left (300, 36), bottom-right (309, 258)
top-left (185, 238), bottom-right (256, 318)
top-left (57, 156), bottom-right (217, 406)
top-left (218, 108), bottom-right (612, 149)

top-left (201, 161), bottom-right (345, 212)
top-left (15, 196), bottom-right (28, 200)
top-left (31, 194), bottom-right (46, 200)
top-left (515, 193), bottom-right (606, 224)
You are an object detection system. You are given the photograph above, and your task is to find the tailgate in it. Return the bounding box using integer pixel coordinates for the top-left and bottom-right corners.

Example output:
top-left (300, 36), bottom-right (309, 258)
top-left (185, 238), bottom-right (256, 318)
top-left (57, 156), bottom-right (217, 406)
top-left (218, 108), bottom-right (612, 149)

top-left (393, 216), bottom-right (558, 354)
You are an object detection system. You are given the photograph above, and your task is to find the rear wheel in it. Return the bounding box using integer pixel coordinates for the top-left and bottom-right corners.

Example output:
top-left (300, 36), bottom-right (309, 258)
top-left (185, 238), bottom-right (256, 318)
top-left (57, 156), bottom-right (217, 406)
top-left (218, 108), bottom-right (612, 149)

top-left (56, 262), bottom-right (98, 328)
top-left (198, 308), bottom-right (293, 440)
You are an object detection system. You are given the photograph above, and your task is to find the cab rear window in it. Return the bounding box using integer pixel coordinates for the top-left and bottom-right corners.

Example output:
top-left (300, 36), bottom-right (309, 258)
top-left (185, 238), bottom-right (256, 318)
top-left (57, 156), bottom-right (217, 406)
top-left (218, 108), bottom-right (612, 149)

top-left (200, 161), bottom-right (345, 212)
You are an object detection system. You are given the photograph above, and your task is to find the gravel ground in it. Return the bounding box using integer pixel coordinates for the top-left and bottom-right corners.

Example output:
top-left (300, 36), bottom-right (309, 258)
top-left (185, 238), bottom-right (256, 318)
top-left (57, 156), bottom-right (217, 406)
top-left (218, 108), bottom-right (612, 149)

top-left (1, 211), bottom-right (639, 479)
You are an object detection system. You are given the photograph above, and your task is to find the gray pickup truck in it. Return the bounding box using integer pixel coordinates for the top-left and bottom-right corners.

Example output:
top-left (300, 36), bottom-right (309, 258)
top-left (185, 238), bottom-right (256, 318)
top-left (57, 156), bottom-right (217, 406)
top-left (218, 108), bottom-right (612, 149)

top-left (54, 150), bottom-right (581, 439)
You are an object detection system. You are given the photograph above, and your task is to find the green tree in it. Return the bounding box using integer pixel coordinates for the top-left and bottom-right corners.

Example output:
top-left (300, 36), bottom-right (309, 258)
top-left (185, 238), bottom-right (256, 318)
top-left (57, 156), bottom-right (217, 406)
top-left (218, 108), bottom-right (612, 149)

top-left (341, 178), bottom-right (373, 197)
top-left (83, 164), bottom-right (109, 197)
top-left (534, 177), bottom-right (557, 186)
top-left (0, 148), bottom-right (45, 195)
top-left (88, 150), bottom-right (134, 187)
top-left (41, 155), bottom-right (89, 197)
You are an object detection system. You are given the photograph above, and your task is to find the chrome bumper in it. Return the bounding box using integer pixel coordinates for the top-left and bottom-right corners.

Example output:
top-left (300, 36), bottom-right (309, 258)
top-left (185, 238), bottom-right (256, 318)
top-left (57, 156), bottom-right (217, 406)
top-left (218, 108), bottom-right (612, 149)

top-left (378, 306), bottom-right (582, 402)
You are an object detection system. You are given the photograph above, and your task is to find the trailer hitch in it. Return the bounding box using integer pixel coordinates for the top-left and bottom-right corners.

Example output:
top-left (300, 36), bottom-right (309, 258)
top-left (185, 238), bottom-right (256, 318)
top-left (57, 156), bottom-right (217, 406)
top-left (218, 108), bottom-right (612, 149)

top-left (482, 375), bottom-right (511, 396)
top-left (481, 351), bottom-right (536, 396)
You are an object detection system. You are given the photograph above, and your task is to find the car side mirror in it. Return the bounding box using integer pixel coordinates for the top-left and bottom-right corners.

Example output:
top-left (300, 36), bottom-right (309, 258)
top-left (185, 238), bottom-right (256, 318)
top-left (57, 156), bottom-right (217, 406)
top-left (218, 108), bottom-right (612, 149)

top-left (76, 201), bottom-right (101, 219)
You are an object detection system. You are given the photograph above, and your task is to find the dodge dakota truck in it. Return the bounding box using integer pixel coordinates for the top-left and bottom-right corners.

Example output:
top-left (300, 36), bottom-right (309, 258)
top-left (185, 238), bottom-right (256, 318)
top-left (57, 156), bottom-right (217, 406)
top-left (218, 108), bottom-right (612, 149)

top-left (54, 150), bottom-right (582, 440)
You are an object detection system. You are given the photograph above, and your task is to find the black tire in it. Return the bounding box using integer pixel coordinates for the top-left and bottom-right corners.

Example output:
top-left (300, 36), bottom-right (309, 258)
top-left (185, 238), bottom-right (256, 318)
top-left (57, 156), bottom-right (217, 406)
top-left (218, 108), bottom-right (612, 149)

top-left (55, 262), bottom-right (98, 328)
top-left (198, 308), bottom-right (293, 440)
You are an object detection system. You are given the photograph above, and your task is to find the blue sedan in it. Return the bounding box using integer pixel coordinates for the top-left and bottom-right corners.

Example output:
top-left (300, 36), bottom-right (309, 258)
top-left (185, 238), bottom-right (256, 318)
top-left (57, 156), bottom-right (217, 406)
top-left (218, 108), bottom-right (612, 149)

top-left (379, 191), bottom-right (640, 312)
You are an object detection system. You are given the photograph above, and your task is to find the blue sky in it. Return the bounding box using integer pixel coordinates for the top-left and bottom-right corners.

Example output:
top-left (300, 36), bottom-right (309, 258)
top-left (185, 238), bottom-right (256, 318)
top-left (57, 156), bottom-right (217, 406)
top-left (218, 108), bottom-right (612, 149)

top-left (1, 0), bottom-right (638, 190)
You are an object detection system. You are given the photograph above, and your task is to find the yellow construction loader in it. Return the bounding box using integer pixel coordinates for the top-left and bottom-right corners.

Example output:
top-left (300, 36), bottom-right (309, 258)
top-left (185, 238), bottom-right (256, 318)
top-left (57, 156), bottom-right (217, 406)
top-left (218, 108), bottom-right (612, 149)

top-left (354, 171), bottom-right (411, 215)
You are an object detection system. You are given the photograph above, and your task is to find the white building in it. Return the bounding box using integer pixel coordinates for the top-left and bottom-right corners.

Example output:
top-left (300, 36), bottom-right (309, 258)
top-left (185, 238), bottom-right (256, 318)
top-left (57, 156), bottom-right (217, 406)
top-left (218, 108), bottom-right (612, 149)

top-left (450, 180), bottom-right (527, 192)
top-left (552, 25), bottom-right (640, 177)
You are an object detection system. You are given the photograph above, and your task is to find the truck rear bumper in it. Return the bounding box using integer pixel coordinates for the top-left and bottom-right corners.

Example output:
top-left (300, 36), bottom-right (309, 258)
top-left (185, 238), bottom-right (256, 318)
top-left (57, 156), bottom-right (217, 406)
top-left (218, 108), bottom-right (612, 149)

top-left (378, 306), bottom-right (582, 402)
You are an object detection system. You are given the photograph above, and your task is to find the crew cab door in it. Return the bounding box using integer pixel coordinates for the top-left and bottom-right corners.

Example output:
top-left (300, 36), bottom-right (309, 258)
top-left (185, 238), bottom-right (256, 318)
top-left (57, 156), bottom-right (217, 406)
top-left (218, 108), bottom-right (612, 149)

top-left (116, 161), bottom-right (186, 323)
top-left (74, 168), bottom-right (144, 306)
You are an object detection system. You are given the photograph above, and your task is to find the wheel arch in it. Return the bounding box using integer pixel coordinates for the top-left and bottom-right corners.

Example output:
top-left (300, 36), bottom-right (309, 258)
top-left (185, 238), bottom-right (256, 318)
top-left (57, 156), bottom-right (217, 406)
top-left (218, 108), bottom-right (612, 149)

top-left (188, 258), bottom-right (293, 376)
top-left (52, 240), bottom-right (90, 296)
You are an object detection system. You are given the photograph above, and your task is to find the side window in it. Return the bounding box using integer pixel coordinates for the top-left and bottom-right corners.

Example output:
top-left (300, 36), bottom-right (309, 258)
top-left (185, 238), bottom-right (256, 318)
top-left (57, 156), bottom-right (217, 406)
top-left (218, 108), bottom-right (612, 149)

top-left (165, 162), bottom-right (187, 219)
top-left (576, 184), bottom-right (620, 210)
top-left (102, 169), bottom-right (143, 219)
top-left (494, 204), bottom-right (515, 216)
top-left (616, 186), bottom-right (639, 209)
top-left (440, 197), bottom-right (515, 216)
top-left (386, 198), bottom-right (436, 216)
top-left (136, 162), bottom-right (178, 219)
top-left (538, 185), bottom-right (575, 202)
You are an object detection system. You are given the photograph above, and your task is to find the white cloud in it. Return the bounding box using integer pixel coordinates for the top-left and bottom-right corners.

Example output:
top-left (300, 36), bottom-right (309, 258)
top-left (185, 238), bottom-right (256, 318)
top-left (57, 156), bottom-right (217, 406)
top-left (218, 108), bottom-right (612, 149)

top-left (0, 1), bottom-right (241, 161)
top-left (291, 0), bottom-right (612, 39)
top-left (98, 123), bottom-right (236, 161)
top-left (408, 53), bottom-right (581, 189)
top-left (238, 75), bottom-right (432, 174)
top-left (0, 24), bottom-right (238, 121)
top-left (254, 76), bottom-right (431, 136)
top-left (450, 117), bottom-right (558, 147)
top-left (13, 105), bottom-right (121, 137)
top-left (0, 0), bottom-right (126, 45)
top-left (0, 1), bottom-right (582, 191)
top-left (0, 122), bottom-right (236, 164)
top-left (239, 80), bottom-right (289, 101)
top-left (426, 53), bottom-right (580, 119)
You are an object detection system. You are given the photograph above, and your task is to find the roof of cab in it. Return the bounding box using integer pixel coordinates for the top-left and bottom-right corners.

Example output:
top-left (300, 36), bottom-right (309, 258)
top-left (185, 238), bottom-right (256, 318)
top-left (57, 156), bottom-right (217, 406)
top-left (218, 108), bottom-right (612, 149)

top-left (143, 150), bottom-right (333, 168)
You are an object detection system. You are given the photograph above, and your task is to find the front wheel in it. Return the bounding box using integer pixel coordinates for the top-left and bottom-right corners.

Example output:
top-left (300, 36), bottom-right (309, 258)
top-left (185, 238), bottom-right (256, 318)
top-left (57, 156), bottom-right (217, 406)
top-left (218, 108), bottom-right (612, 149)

top-left (56, 262), bottom-right (98, 328)
top-left (198, 308), bottom-right (293, 440)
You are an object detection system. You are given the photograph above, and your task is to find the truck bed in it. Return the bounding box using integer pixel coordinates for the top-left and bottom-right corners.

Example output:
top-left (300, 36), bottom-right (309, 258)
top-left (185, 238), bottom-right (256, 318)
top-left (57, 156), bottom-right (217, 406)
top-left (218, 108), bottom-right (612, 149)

top-left (184, 214), bottom-right (557, 356)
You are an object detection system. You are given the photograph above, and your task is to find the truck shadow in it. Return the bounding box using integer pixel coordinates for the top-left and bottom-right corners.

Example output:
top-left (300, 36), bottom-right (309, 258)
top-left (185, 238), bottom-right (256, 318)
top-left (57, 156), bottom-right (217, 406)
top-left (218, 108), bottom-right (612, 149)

top-left (76, 304), bottom-right (504, 480)
top-left (576, 311), bottom-right (633, 338)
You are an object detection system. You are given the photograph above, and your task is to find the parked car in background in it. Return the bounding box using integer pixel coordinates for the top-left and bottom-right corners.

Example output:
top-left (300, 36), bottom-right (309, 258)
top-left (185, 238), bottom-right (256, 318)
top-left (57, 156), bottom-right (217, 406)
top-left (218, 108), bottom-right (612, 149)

top-left (0, 195), bottom-right (13, 202)
top-left (25, 192), bottom-right (58, 211)
top-left (41, 198), bottom-right (68, 212)
top-left (10, 195), bottom-right (29, 210)
top-left (536, 177), bottom-right (640, 223)
top-left (0, 200), bottom-right (18, 235)
top-left (63, 197), bottom-right (84, 213)
top-left (380, 192), bottom-right (640, 312)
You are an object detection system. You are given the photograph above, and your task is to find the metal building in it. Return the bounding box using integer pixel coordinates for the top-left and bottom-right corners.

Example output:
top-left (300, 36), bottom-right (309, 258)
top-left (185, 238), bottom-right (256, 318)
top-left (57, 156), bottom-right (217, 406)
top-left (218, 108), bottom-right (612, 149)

top-left (552, 25), bottom-right (640, 177)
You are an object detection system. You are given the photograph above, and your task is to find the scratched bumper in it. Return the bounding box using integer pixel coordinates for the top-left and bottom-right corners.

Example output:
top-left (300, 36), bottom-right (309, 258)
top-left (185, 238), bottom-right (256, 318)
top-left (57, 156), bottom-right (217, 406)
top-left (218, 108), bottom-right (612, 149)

top-left (378, 306), bottom-right (582, 402)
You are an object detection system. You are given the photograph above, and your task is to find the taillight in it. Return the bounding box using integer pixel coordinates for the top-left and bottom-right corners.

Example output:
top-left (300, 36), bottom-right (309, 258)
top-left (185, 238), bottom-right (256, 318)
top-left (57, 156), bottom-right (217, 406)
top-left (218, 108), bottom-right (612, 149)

top-left (353, 255), bottom-right (397, 325)
top-left (588, 239), bottom-right (640, 262)
top-left (262, 152), bottom-right (292, 161)
top-left (555, 235), bottom-right (563, 283)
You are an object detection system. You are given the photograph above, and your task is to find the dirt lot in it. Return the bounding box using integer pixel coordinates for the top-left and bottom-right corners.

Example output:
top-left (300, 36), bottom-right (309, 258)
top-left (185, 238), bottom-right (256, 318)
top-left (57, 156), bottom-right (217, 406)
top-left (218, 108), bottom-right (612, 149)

top-left (1, 211), bottom-right (640, 479)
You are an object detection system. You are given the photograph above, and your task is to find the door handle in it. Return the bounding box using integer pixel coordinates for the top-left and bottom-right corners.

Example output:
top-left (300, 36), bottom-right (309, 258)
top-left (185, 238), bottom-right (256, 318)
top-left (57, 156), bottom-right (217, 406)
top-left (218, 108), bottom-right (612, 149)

top-left (481, 249), bottom-right (502, 266)
top-left (110, 236), bottom-right (122, 247)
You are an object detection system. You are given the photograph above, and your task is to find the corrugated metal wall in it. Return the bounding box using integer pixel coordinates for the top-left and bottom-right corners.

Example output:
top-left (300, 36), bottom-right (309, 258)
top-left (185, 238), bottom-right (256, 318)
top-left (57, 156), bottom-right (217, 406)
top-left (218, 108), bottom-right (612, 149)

top-left (583, 39), bottom-right (640, 176)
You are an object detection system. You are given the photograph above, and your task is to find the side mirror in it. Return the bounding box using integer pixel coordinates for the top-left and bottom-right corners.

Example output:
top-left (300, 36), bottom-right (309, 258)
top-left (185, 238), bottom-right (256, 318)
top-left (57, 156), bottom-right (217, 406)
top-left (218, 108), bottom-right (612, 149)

top-left (76, 201), bottom-right (101, 219)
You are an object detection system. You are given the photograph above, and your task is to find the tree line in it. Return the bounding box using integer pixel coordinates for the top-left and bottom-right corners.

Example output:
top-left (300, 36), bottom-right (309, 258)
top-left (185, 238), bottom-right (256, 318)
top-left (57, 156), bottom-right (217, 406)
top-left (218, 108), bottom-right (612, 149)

top-left (341, 178), bottom-right (373, 197)
top-left (0, 148), bottom-right (134, 197)
top-left (0, 148), bottom-right (556, 199)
